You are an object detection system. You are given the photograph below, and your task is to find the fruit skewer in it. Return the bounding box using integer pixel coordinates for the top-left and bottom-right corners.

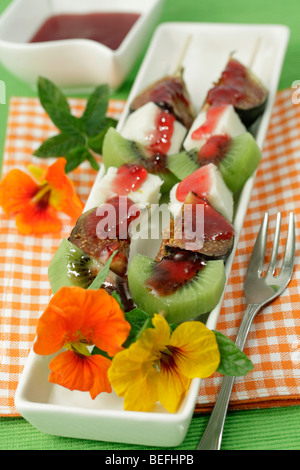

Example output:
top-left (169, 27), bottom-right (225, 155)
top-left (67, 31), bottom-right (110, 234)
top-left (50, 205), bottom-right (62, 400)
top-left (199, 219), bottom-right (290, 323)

top-left (124, 54), bottom-right (267, 322)
top-left (49, 45), bottom-right (267, 324)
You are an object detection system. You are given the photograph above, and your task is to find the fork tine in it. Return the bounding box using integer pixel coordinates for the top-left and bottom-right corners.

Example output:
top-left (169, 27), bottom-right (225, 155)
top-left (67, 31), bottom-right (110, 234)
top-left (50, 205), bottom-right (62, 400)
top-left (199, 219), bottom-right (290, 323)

top-left (247, 213), bottom-right (269, 276)
top-left (280, 212), bottom-right (296, 279)
top-left (267, 212), bottom-right (282, 275)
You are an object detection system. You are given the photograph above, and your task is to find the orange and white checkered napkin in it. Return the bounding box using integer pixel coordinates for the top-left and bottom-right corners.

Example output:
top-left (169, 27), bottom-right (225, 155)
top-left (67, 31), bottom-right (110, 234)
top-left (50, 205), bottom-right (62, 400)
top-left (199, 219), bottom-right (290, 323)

top-left (196, 89), bottom-right (300, 413)
top-left (0, 91), bottom-right (299, 417)
top-left (0, 97), bottom-right (125, 416)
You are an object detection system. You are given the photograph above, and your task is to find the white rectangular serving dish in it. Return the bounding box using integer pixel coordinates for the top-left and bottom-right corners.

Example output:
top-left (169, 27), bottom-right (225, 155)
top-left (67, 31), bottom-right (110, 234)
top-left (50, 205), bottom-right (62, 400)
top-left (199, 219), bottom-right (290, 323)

top-left (0, 0), bottom-right (164, 91)
top-left (15, 22), bottom-right (290, 447)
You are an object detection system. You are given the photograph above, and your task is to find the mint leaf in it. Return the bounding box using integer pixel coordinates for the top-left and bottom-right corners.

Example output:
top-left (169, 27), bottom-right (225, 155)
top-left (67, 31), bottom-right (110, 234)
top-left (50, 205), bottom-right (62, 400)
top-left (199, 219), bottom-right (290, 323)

top-left (81, 84), bottom-right (110, 136)
top-left (34, 133), bottom-right (86, 158)
top-left (85, 151), bottom-right (100, 171)
top-left (123, 308), bottom-right (153, 347)
top-left (36, 77), bottom-right (117, 172)
top-left (214, 331), bottom-right (254, 377)
top-left (43, 105), bottom-right (83, 135)
top-left (64, 147), bottom-right (89, 173)
top-left (87, 117), bottom-right (117, 153)
top-left (88, 251), bottom-right (118, 291)
top-left (91, 346), bottom-right (112, 360)
top-left (38, 76), bottom-right (83, 135)
top-left (38, 76), bottom-right (71, 116)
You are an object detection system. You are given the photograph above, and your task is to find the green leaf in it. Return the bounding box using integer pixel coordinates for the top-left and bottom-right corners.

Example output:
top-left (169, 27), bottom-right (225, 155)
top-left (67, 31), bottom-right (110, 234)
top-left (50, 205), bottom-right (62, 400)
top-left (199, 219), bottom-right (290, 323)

top-left (34, 133), bottom-right (86, 158)
top-left (38, 76), bottom-right (71, 116)
top-left (214, 331), bottom-right (254, 377)
top-left (36, 78), bottom-right (116, 172)
top-left (88, 251), bottom-right (118, 291)
top-left (64, 146), bottom-right (89, 173)
top-left (91, 346), bottom-right (112, 360)
top-left (43, 105), bottom-right (83, 135)
top-left (87, 117), bottom-right (118, 153)
top-left (81, 84), bottom-right (110, 136)
top-left (85, 151), bottom-right (100, 171)
top-left (38, 76), bottom-right (83, 135)
top-left (123, 308), bottom-right (153, 348)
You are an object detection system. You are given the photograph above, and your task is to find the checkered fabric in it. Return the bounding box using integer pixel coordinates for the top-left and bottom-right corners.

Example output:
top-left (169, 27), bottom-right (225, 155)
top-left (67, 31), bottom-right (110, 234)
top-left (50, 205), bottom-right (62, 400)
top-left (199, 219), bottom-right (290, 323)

top-left (196, 89), bottom-right (300, 412)
top-left (0, 97), bottom-right (124, 416)
top-left (0, 91), bottom-right (299, 417)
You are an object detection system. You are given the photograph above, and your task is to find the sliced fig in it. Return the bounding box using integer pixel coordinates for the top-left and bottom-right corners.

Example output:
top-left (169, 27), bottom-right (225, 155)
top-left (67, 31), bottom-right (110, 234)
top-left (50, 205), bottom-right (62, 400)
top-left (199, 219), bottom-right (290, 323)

top-left (129, 69), bottom-right (195, 130)
top-left (158, 192), bottom-right (234, 261)
top-left (205, 57), bottom-right (268, 127)
top-left (69, 196), bottom-right (140, 277)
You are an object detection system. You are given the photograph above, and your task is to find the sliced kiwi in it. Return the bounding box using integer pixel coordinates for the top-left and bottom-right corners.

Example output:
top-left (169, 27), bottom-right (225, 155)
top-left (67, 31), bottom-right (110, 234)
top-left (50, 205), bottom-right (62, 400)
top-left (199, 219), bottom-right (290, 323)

top-left (48, 238), bottom-right (103, 293)
top-left (167, 132), bottom-right (261, 194)
top-left (167, 149), bottom-right (199, 180)
top-left (217, 132), bottom-right (261, 193)
top-left (127, 253), bottom-right (226, 323)
top-left (48, 238), bottom-right (135, 311)
top-left (102, 127), bottom-right (179, 193)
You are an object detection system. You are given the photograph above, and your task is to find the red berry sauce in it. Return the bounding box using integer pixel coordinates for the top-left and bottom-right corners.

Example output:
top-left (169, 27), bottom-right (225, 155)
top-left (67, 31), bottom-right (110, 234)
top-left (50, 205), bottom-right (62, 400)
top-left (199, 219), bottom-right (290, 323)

top-left (197, 134), bottom-right (232, 166)
top-left (147, 110), bottom-right (176, 155)
top-left (191, 105), bottom-right (227, 141)
top-left (30, 12), bottom-right (140, 51)
top-left (112, 164), bottom-right (148, 196)
top-left (146, 250), bottom-right (206, 297)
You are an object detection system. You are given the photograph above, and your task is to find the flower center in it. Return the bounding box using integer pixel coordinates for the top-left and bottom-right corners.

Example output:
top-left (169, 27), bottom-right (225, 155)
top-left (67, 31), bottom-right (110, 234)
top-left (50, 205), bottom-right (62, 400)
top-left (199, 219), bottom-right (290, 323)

top-left (159, 345), bottom-right (179, 373)
top-left (33, 183), bottom-right (52, 209)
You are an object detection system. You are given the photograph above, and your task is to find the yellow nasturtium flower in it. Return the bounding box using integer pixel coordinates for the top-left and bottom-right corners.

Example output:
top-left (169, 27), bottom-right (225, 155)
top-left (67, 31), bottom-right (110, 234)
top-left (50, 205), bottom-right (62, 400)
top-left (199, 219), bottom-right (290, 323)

top-left (108, 314), bottom-right (220, 413)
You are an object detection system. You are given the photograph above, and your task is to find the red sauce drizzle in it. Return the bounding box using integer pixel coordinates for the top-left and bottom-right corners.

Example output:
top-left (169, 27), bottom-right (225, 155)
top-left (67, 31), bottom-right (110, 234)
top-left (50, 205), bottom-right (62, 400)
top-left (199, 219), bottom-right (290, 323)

top-left (197, 134), bottom-right (232, 166)
top-left (30, 12), bottom-right (140, 50)
top-left (112, 164), bottom-right (148, 196)
top-left (183, 194), bottom-right (234, 242)
top-left (147, 110), bottom-right (175, 155)
top-left (147, 77), bottom-right (190, 109)
top-left (175, 165), bottom-right (213, 202)
top-left (94, 195), bottom-right (140, 240)
top-left (146, 250), bottom-right (206, 297)
top-left (206, 58), bottom-right (248, 107)
top-left (191, 105), bottom-right (227, 141)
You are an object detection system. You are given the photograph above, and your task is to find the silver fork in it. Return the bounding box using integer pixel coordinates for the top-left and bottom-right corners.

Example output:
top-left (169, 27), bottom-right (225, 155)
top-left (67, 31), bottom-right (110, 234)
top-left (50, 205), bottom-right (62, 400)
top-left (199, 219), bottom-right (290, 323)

top-left (197, 212), bottom-right (296, 451)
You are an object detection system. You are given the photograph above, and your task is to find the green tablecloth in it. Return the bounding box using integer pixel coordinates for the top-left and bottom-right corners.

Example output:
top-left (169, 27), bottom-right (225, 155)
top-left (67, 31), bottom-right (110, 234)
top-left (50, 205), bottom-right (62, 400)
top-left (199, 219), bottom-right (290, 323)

top-left (0, 0), bottom-right (300, 451)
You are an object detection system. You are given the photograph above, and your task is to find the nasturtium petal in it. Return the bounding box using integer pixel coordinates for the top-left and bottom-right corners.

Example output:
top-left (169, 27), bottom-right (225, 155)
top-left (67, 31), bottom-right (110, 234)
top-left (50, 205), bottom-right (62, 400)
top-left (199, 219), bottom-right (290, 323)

top-left (169, 321), bottom-right (220, 379)
top-left (46, 158), bottom-right (84, 220)
top-left (0, 169), bottom-right (39, 214)
top-left (123, 374), bottom-right (158, 412)
top-left (108, 341), bottom-right (153, 397)
top-left (49, 350), bottom-right (112, 399)
top-left (15, 203), bottom-right (62, 235)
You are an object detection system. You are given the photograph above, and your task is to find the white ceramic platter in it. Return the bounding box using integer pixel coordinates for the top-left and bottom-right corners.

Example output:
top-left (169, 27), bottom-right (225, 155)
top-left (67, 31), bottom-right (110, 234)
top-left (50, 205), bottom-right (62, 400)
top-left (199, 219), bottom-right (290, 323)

top-left (0, 0), bottom-right (164, 91)
top-left (15, 22), bottom-right (290, 447)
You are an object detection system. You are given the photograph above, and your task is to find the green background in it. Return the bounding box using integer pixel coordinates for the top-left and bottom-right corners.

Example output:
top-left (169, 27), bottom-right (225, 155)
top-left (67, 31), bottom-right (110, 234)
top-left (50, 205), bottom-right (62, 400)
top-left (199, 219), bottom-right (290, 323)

top-left (0, 0), bottom-right (300, 451)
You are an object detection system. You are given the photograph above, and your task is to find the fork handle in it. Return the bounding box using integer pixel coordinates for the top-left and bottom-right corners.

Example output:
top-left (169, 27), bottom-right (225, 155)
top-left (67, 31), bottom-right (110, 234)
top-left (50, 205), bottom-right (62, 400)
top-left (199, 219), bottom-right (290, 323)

top-left (197, 303), bottom-right (261, 450)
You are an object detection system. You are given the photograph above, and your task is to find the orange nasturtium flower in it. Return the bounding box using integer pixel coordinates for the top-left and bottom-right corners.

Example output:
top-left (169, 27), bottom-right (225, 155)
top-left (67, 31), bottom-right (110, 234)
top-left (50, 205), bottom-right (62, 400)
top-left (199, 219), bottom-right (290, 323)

top-left (34, 286), bottom-right (131, 399)
top-left (108, 314), bottom-right (220, 413)
top-left (0, 157), bottom-right (83, 234)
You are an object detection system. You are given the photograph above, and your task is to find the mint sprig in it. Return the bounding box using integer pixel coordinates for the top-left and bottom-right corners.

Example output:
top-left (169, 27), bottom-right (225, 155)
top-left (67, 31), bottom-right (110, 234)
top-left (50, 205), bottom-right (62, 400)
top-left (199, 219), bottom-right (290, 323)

top-left (34, 77), bottom-right (117, 173)
top-left (214, 330), bottom-right (254, 377)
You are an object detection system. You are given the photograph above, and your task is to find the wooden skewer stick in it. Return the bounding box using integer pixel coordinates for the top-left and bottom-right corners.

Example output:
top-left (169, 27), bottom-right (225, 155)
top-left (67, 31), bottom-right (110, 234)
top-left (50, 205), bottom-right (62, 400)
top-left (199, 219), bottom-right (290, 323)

top-left (248, 36), bottom-right (261, 69)
top-left (173, 34), bottom-right (192, 75)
